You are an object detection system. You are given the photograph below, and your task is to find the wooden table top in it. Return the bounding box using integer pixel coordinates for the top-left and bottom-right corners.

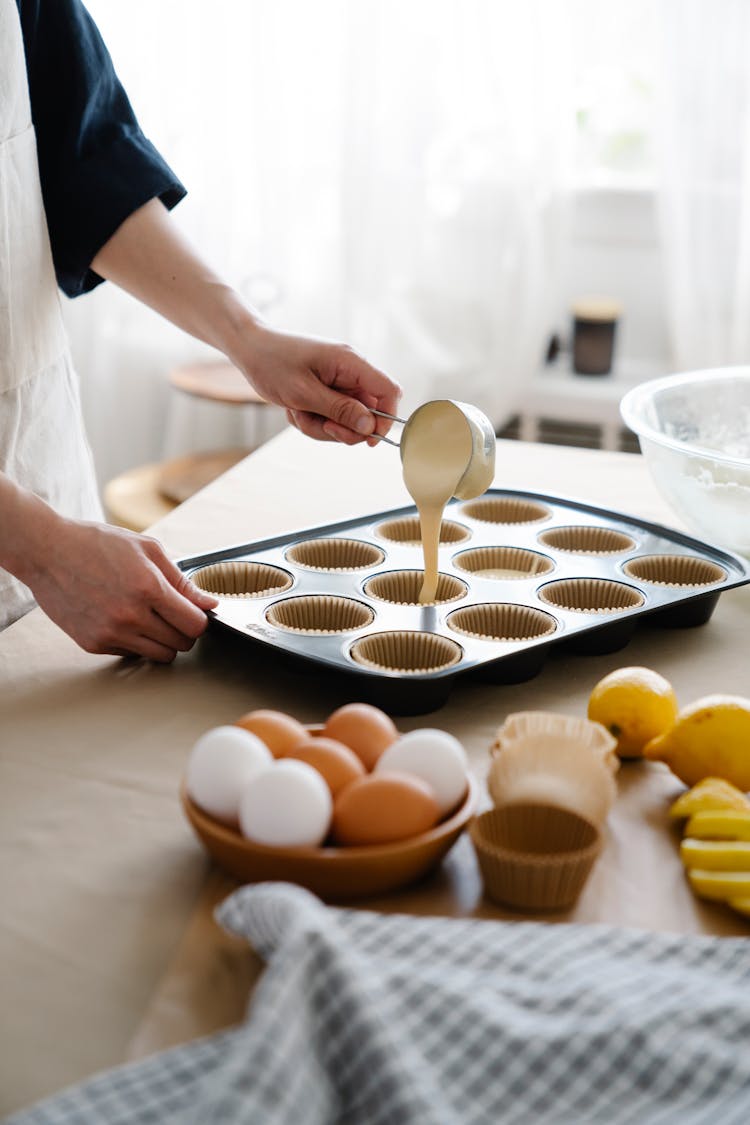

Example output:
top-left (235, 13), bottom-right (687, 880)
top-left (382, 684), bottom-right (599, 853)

top-left (3, 430), bottom-right (749, 1116)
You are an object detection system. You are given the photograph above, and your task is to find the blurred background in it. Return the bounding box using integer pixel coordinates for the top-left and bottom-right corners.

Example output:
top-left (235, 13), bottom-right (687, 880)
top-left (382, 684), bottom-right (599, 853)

top-left (63, 0), bottom-right (750, 516)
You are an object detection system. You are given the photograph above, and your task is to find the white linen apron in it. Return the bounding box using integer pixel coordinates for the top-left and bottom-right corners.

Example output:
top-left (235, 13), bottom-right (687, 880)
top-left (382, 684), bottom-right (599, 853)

top-left (0, 0), bottom-right (102, 629)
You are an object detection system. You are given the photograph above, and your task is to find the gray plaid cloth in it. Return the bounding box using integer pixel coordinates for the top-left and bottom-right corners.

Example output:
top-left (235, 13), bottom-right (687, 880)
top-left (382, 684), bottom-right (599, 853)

top-left (7, 882), bottom-right (750, 1125)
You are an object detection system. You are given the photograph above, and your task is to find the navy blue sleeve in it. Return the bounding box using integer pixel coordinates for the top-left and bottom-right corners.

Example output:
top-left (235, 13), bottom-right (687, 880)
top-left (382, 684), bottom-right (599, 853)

top-left (16, 0), bottom-right (187, 298)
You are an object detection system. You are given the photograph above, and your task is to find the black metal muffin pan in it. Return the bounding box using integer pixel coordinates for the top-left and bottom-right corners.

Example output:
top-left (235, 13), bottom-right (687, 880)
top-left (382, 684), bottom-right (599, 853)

top-left (177, 489), bottom-right (750, 715)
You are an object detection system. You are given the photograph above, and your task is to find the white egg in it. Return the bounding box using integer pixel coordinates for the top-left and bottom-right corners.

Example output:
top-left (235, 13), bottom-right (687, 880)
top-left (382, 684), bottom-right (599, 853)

top-left (238, 759), bottom-right (333, 848)
top-left (186, 725), bottom-right (273, 825)
top-left (374, 728), bottom-right (468, 815)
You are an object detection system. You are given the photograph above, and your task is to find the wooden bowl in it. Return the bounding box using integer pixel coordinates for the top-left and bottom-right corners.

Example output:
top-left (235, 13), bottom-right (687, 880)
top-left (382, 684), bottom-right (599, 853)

top-left (181, 774), bottom-right (478, 900)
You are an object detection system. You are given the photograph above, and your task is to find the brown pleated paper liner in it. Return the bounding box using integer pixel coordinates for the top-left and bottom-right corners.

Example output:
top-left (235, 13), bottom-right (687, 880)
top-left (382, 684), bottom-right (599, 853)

top-left (349, 630), bottom-right (463, 674)
top-left (447, 603), bottom-right (558, 643)
top-left (265, 596), bottom-right (374, 634)
top-left (452, 546), bottom-right (554, 580)
top-left (622, 554), bottom-right (726, 587)
top-left (285, 537), bottom-right (385, 572)
top-left (191, 562), bottom-right (293, 598)
top-left (363, 571), bottom-right (467, 606)
top-left (469, 803), bottom-right (602, 911)
top-left (460, 497), bottom-right (551, 525)
top-left (375, 516), bottom-right (470, 546)
top-left (538, 578), bottom-right (644, 614)
top-left (538, 525), bottom-right (636, 555)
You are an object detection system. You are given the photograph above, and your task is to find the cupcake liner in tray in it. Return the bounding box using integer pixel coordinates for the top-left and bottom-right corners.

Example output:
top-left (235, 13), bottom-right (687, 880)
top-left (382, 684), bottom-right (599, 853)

top-left (177, 489), bottom-right (750, 715)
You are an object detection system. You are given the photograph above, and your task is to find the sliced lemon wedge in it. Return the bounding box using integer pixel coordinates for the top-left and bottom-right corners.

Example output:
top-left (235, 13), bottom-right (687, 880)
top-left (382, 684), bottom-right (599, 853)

top-left (684, 809), bottom-right (750, 840)
top-left (669, 777), bottom-right (750, 820)
top-left (681, 839), bottom-right (750, 871)
top-left (688, 868), bottom-right (750, 901)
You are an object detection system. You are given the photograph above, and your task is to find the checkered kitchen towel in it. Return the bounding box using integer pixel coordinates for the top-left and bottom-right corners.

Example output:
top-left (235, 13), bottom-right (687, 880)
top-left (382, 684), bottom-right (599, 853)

top-left (7, 882), bottom-right (750, 1125)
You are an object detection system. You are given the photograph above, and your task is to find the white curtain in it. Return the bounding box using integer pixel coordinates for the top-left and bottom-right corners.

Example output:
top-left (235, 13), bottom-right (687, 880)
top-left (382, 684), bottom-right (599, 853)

top-left (63, 0), bottom-right (575, 489)
top-left (656, 0), bottom-right (750, 371)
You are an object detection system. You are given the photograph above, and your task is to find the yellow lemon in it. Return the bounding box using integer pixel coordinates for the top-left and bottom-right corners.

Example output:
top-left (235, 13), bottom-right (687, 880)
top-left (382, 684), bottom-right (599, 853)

top-left (729, 897), bottom-right (750, 919)
top-left (587, 666), bottom-right (678, 759)
top-left (644, 695), bottom-right (750, 789)
top-left (669, 778), bottom-right (750, 821)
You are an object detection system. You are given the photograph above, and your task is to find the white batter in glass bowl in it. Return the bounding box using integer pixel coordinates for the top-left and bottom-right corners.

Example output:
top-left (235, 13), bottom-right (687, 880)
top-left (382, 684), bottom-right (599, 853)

top-left (621, 367), bottom-right (750, 556)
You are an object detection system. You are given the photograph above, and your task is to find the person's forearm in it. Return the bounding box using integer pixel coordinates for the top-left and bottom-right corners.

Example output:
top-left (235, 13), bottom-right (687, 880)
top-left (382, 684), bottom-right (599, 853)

top-left (0, 472), bottom-right (59, 586)
top-left (91, 198), bottom-right (258, 368)
top-left (91, 196), bottom-right (402, 445)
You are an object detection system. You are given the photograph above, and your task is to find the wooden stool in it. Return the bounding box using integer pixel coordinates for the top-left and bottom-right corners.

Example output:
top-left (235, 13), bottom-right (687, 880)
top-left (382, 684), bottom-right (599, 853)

top-left (104, 448), bottom-right (248, 533)
top-left (105, 362), bottom-right (273, 533)
top-left (168, 360), bottom-right (267, 406)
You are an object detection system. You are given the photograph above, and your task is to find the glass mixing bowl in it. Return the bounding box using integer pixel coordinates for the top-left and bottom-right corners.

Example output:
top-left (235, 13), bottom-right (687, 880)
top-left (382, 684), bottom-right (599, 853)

top-left (620, 367), bottom-right (750, 557)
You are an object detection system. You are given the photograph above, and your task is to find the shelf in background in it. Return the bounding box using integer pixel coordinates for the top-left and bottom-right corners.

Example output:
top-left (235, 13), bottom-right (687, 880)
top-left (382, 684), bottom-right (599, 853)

top-left (514, 357), bottom-right (665, 452)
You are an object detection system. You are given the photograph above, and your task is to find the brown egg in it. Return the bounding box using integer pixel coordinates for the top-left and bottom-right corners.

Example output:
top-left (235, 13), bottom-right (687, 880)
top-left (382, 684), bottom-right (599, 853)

top-left (323, 703), bottom-right (398, 771)
top-left (283, 737), bottom-right (365, 798)
top-left (332, 771), bottom-right (440, 846)
top-left (234, 709), bottom-right (308, 758)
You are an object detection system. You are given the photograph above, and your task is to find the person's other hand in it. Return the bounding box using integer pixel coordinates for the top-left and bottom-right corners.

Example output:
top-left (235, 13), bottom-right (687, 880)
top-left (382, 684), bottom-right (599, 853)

top-left (28, 518), bottom-right (218, 662)
top-left (235, 325), bottom-right (403, 445)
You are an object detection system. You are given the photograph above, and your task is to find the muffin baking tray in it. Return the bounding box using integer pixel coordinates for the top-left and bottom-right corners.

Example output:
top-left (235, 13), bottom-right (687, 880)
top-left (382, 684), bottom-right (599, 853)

top-left (177, 489), bottom-right (750, 714)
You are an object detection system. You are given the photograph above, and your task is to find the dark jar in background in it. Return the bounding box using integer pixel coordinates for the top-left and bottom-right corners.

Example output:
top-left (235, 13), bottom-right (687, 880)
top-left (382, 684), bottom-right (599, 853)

top-left (571, 297), bottom-right (622, 376)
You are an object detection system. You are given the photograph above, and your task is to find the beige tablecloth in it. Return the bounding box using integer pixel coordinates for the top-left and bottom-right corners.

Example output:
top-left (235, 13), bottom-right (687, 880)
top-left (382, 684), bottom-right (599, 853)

top-left (2, 432), bottom-right (750, 1116)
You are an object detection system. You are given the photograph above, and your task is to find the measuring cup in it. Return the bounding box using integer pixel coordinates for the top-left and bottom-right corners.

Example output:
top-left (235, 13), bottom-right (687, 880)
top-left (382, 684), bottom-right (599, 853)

top-left (374, 399), bottom-right (496, 499)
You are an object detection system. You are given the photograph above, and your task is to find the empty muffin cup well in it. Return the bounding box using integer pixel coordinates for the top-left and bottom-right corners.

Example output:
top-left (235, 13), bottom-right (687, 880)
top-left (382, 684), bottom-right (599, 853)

top-left (265, 596), bottom-right (374, 634)
top-left (460, 497), bottom-right (551, 525)
top-left (538, 578), bottom-right (644, 615)
top-left (622, 554), bottom-right (727, 587)
top-left (447, 603), bottom-right (558, 643)
top-left (285, 538), bottom-right (385, 572)
top-left (191, 562), bottom-right (293, 598)
top-left (349, 631), bottom-right (463, 674)
top-left (538, 525), bottom-right (636, 555)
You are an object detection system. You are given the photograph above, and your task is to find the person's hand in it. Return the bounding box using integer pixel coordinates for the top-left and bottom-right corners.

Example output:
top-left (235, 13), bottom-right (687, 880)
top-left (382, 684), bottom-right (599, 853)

top-left (90, 201), bottom-right (401, 444)
top-left (235, 324), bottom-right (403, 445)
top-left (26, 517), bottom-right (218, 662)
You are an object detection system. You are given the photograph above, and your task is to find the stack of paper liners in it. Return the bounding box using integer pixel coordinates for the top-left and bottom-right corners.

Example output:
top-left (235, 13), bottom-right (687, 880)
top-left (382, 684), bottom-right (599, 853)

top-left (488, 712), bottom-right (619, 825)
top-left (472, 712), bottom-right (617, 911)
top-left (491, 711), bottom-right (619, 769)
top-left (488, 743), bottom-right (617, 827)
